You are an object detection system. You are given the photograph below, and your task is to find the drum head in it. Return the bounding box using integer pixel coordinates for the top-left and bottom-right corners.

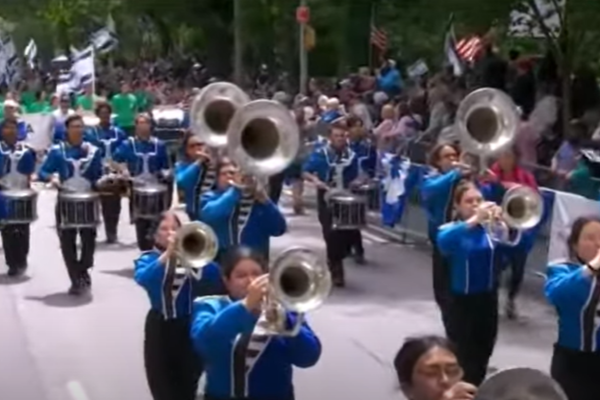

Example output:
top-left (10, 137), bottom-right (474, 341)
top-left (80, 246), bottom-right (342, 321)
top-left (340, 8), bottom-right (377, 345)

top-left (59, 191), bottom-right (99, 201)
top-left (134, 184), bottom-right (167, 195)
top-left (475, 368), bottom-right (567, 400)
top-left (2, 189), bottom-right (37, 199)
top-left (331, 193), bottom-right (365, 204)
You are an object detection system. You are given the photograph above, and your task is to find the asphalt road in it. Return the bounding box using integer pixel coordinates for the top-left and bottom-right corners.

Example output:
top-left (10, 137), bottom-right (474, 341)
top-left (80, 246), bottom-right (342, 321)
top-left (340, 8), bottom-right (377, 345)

top-left (0, 189), bottom-right (558, 400)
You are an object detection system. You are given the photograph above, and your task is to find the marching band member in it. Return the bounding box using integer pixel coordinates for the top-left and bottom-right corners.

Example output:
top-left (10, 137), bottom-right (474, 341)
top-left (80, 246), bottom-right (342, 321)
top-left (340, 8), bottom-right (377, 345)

top-left (394, 335), bottom-right (476, 400)
top-left (199, 158), bottom-right (286, 262)
top-left (134, 210), bottom-right (221, 400)
top-left (347, 115), bottom-right (376, 264)
top-left (190, 246), bottom-right (322, 400)
top-left (85, 102), bottom-right (127, 243)
top-left (0, 119), bottom-right (37, 276)
top-left (437, 182), bottom-right (516, 386)
top-left (38, 115), bottom-right (103, 295)
top-left (545, 216), bottom-right (600, 400)
top-left (113, 113), bottom-right (170, 251)
top-left (303, 118), bottom-right (360, 287)
top-left (175, 132), bottom-right (215, 221)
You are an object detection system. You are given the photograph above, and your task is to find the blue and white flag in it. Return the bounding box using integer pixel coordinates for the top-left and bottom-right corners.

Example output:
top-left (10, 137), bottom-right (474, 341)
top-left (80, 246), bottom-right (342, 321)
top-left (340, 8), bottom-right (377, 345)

top-left (379, 153), bottom-right (419, 227)
top-left (89, 27), bottom-right (118, 54)
top-left (0, 35), bottom-right (20, 86)
top-left (24, 39), bottom-right (37, 69)
top-left (54, 46), bottom-right (95, 94)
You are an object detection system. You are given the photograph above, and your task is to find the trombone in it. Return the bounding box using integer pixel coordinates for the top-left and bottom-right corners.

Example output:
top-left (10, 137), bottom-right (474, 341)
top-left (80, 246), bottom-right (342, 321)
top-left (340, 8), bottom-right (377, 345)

top-left (260, 247), bottom-right (331, 336)
top-left (173, 220), bottom-right (219, 271)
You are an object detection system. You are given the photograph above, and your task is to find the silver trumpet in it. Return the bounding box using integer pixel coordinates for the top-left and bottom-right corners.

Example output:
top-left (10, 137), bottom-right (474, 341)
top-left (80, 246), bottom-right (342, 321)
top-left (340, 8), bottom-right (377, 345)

top-left (474, 367), bottom-right (567, 400)
top-left (455, 87), bottom-right (520, 173)
top-left (190, 82), bottom-right (251, 149)
top-left (261, 247), bottom-right (331, 336)
top-left (174, 221), bottom-right (219, 270)
top-left (226, 99), bottom-right (300, 179)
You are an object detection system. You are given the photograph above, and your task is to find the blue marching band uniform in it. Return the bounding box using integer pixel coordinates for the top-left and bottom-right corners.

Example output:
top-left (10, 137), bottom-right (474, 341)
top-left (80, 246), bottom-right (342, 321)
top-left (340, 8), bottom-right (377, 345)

top-left (175, 157), bottom-right (217, 221)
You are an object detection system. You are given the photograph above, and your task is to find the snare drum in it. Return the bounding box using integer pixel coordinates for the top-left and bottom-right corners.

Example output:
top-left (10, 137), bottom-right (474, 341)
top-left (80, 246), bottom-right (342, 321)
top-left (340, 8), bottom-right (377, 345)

top-left (2, 189), bottom-right (38, 224)
top-left (58, 191), bottom-right (100, 229)
top-left (328, 192), bottom-right (367, 230)
top-left (132, 184), bottom-right (168, 220)
top-left (351, 179), bottom-right (381, 211)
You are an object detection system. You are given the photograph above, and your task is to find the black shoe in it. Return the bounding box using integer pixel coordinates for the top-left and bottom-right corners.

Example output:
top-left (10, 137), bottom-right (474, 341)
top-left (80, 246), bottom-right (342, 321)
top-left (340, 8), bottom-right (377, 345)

top-left (82, 271), bottom-right (92, 287)
top-left (106, 233), bottom-right (118, 244)
top-left (329, 262), bottom-right (345, 287)
top-left (7, 265), bottom-right (26, 277)
top-left (68, 282), bottom-right (83, 296)
top-left (353, 253), bottom-right (366, 265)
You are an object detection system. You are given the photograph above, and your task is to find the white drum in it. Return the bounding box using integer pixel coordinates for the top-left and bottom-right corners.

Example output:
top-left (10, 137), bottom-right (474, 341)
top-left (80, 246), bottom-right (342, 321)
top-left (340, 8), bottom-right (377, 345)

top-left (328, 192), bottom-right (367, 230)
top-left (351, 179), bottom-right (381, 211)
top-left (2, 189), bottom-right (38, 224)
top-left (132, 184), bottom-right (168, 220)
top-left (58, 191), bottom-right (100, 229)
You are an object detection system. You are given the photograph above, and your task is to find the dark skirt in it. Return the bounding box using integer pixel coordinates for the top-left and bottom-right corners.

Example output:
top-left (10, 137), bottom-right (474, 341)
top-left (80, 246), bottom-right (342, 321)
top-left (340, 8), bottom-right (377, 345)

top-left (551, 344), bottom-right (600, 400)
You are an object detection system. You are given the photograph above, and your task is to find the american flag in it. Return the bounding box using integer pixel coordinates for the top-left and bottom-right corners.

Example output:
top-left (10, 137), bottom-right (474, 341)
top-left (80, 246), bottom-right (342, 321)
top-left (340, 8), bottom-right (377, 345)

top-left (370, 25), bottom-right (388, 51)
top-left (455, 36), bottom-right (483, 62)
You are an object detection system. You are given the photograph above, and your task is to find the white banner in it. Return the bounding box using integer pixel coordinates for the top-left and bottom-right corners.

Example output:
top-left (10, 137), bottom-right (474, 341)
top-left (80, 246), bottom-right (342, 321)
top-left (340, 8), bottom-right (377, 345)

top-left (548, 190), bottom-right (600, 262)
top-left (21, 113), bottom-right (54, 151)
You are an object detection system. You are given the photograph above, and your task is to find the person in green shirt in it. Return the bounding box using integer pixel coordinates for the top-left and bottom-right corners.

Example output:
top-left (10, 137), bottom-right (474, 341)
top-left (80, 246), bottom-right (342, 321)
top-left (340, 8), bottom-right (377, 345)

top-left (566, 158), bottom-right (600, 200)
top-left (26, 91), bottom-right (52, 114)
top-left (76, 84), bottom-right (96, 111)
top-left (110, 82), bottom-right (138, 136)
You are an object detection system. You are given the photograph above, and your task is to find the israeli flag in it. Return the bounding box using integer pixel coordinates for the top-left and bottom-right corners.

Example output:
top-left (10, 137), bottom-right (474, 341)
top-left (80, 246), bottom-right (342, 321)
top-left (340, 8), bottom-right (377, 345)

top-left (24, 39), bottom-right (37, 69)
top-left (380, 153), bottom-right (417, 227)
top-left (89, 27), bottom-right (118, 54)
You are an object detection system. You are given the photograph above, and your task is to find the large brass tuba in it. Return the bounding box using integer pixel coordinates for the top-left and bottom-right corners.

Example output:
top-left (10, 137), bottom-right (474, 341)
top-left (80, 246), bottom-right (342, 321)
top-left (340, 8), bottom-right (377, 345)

top-left (501, 185), bottom-right (544, 230)
top-left (226, 99), bottom-right (300, 178)
top-left (261, 247), bottom-right (331, 336)
top-left (455, 88), bottom-right (520, 171)
top-left (174, 221), bottom-right (219, 269)
top-left (190, 82), bottom-right (251, 149)
top-left (474, 367), bottom-right (567, 400)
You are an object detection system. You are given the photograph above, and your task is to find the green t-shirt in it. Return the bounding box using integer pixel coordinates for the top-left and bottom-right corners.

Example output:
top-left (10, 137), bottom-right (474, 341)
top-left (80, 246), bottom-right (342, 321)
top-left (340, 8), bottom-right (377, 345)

top-left (20, 91), bottom-right (36, 107)
top-left (26, 101), bottom-right (52, 114)
top-left (111, 93), bottom-right (138, 128)
top-left (76, 95), bottom-right (95, 111)
top-left (135, 90), bottom-right (149, 112)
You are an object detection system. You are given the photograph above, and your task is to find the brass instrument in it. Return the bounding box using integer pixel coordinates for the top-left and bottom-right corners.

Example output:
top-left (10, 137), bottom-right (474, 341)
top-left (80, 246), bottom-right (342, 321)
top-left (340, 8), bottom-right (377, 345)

top-left (261, 247), bottom-right (331, 336)
top-left (455, 88), bottom-right (520, 172)
top-left (226, 99), bottom-right (300, 179)
top-left (501, 185), bottom-right (544, 230)
top-left (474, 367), bottom-right (567, 400)
top-left (190, 82), bottom-right (251, 149)
top-left (174, 221), bottom-right (219, 270)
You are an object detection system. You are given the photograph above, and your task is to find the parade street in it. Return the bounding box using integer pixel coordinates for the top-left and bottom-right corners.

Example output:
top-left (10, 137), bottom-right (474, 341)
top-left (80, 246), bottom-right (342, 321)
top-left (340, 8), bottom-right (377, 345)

top-left (0, 188), bottom-right (557, 400)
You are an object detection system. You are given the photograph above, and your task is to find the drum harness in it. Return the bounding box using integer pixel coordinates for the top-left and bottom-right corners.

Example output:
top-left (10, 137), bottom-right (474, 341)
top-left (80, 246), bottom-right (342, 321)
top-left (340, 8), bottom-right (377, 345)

top-left (130, 137), bottom-right (169, 220)
top-left (0, 143), bottom-right (37, 227)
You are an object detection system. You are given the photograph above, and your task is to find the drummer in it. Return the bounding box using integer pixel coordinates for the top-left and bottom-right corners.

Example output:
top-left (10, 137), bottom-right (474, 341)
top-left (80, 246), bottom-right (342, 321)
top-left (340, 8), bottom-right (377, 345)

top-left (346, 115), bottom-right (376, 264)
top-left (38, 115), bottom-right (103, 295)
top-left (0, 119), bottom-right (37, 277)
top-left (84, 102), bottom-right (127, 243)
top-left (113, 113), bottom-right (171, 251)
top-left (302, 117), bottom-right (360, 288)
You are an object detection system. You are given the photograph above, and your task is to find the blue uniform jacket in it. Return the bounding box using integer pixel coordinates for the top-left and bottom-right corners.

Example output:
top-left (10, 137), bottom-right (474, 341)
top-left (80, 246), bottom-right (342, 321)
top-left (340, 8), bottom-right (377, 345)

top-left (83, 124), bottom-right (127, 160)
top-left (349, 139), bottom-right (377, 178)
top-left (437, 221), bottom-right (517, 295)
top-left (134, 249), bottom-right (222, 319)
top-left (0, 142), bottom-right (37, 177)
top-left (175, 160), bottom-right (216, 220)
top-left (302, 145), bottom-right (359, 187)
top-left (38, 142), bottom-right (102, 185)
top-left (112, 137), bottom-right (169, 176)
top-left (420, 169), bottom-right (505, 241)
top-left (199, 187), bottom-right (286, 255)
top-left (190, 296), bottom-right (321, 399)
top-left (545, 261), bottom-right (600, 352)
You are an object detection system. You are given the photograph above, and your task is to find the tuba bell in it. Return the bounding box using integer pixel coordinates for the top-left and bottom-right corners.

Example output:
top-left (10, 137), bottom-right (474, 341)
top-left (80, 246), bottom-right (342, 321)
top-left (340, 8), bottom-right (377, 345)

top-left (455, 88), bottom-right (520, 171)
top-left (174, 221), bottom-right (219, 269)
top-left (474, 367), bottom-right (567, 400)
top-left (190, 82), bottom-right (251, 149)
top-left (226, 99), bottom-right (300, 178)
top-left (261, 247), bottom-right (331, 336)
top-left (501, 184), bottom-right (544, 230)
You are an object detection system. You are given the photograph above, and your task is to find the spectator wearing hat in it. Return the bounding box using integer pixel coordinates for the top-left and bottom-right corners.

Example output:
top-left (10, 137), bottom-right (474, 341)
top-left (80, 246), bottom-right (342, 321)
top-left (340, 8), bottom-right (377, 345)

top-left (0, 99), bottom-right (27, 142)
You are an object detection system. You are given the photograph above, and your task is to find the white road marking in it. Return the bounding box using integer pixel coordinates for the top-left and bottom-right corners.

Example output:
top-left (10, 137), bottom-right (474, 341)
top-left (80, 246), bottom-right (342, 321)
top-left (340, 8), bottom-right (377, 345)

top-left (66, 381), bottom-right (91, 400)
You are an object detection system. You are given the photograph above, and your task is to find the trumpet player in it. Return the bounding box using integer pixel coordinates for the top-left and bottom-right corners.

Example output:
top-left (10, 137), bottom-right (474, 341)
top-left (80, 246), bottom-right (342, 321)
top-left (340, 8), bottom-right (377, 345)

top-left (113, 113), bottom-right (171, 250)
top-left (545, 216), bottom-right (600, 400)
top-left (199, 159), bottom-right (286, 262)
top-left (302, 119), bottom-right (360, 287)
top-left (437, 182), bottom-right (520, 386)
top-left (0, 119), bottom-right (37, 276)
top-left (84, 102), bottom-right (127, 243)
top-left (175, 132), bottom-right (215, 221)
top-left (190, 246), bottom-right (322, 400)
top-left (38, 115), bottom-right (103, 295)
top-left (134, 211), bottom-right (221, 400)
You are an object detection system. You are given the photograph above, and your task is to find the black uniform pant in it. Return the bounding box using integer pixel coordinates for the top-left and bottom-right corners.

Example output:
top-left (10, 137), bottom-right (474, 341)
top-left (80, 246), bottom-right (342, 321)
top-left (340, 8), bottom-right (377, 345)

top-left (100, 194), bottom-right (122, 238)
top-left (135, 218), bottom-right (155, 251)
top-left (445, 292), bottom-right (498, 386)
top-left (144, 310), bottom-right (201, 400)
top-left (1, 224), bottom-right (30, 269)
top-left (432, 241), bottom-right (452, 332)
top-left (317, 190), bottom-right (353, 278)
top-left (268, 171), bottom-right (285, 204)
top-left (504, 249), bottom-right (528, 300)
top-left (58, 228), bottom-right (97, 284)
top-left (551, 344), bottom-right (600, 400)
top-left (348, 229), bottom-right (364, 256)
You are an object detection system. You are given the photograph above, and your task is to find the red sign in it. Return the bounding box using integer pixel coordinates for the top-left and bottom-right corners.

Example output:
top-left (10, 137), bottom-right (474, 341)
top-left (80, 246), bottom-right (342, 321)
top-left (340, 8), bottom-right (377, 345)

top-left (296, 6), bottom-right (310, 24)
